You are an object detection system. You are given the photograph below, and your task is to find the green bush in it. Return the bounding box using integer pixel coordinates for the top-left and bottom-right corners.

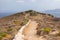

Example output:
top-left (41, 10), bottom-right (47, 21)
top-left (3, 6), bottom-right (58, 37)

top-left (25, 10), bottom-right (33, 13)
top-left (0, 32), bottom-right (7, 39)
top-left (57, 26), bottom-right (60, 29)
top-left (13, 19), bottom-right (19, 24)
top-left (23, 19), bottom-right (28, 23)
top-left (43, 27), bottom-right (51, 34)
top-left (20, 22), bottom-right (25, 26)
top-left (37, 30), bottom-right (41, 35)
top-left (13, 19), bottom-right (21, 26)
top-left (20, 18), bottom-right (28, 26)
top-left (48, 14), bottom-right (54, 17)
top-left (30, 12), bottom-right (37, 16)
top-left (7, 28), bottom-right (12, 32)
top-left (0, 36), bottom-right (2, 40)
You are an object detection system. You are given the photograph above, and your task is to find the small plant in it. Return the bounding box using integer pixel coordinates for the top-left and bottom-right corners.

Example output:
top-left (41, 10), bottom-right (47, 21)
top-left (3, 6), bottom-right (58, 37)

top-left (48, 14), bottom-right (54, 17)
top-left (23, 18), bottom-right (28, 23)
top-left (43, 27), bottom-right (51, 34)
top-left (25, 10), bottom-right (33, 13)
top-left (0, 32), bottom-right (6, 37)
top-left (20, 18), bottom-right (28, 26)
top-left (13, 19), bottom-right (21, 26)
top-left (20, 22), bottom-right (25, 26)
top-left (37, 30), bottom-right (41, 35)
top-left (57, 26), bottom-right (60, 29)
top-left (0, 32), bottom-right (7, 40)
top-left (30, 12), bottom-right (37, 16)
top-left (0, 36), bottom-right (2, 40)
top-left (7, 28), bottom-right (12, 32)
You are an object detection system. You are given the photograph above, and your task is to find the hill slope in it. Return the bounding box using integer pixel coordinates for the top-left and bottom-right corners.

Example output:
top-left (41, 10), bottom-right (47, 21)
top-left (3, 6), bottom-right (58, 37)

top-left (0, 10), bottom-right (60, 40)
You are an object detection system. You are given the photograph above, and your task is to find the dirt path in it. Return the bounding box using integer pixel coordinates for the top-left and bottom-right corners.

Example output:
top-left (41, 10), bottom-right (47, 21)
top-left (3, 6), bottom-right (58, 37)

top-left (13, 20), bottom-right (47, 40)
top-left (23, 21), bottom-right (39, 40)
top-left (23, 20), bottom-right (47, 40)
top-left (13, 20), bottom-right (31, 40)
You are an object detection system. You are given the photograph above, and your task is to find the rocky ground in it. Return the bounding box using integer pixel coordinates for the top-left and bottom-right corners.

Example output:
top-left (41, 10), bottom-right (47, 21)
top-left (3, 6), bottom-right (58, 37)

top-left (0, 10), bottom-right (60, 40)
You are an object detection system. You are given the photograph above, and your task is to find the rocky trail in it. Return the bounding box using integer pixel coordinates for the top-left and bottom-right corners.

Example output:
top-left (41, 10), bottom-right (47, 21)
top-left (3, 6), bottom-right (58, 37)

top-left (13, 20), bottom-right (31, 40)
top-left (13, 20), bottom-right (47, 40)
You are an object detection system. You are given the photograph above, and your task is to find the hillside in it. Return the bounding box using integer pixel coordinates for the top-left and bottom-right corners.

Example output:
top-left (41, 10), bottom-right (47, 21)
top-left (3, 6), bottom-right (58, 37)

top-left (0, 10), bottom-right (60, 40)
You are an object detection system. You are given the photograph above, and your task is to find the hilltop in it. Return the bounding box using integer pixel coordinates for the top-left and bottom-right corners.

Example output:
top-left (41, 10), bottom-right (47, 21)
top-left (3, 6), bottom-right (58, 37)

top-left (0, 10), bottom-right (60, 40)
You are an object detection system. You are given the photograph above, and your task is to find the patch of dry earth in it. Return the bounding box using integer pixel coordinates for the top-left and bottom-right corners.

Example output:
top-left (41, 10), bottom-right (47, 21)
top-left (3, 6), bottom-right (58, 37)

top-left (23, 21), bottom-right (47, 40)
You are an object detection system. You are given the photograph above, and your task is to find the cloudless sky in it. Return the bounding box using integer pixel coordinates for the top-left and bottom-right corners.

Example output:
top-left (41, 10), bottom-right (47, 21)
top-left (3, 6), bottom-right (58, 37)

top-left (0, 0), bottom-right (60, 13)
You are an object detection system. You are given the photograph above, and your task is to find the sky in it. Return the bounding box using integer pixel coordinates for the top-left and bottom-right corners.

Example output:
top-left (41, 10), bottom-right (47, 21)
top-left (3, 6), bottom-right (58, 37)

top-left (0, 0), bottom-right (60, 13)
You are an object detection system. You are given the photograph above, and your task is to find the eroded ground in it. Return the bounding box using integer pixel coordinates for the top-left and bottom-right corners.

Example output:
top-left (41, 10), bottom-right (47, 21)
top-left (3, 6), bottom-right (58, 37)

top-left (23, 20), bottom-right (47, 40)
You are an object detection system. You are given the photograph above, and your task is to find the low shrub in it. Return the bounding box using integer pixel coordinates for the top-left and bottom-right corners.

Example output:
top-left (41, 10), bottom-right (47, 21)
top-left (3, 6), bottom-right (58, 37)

top-left (20, 18), bottom-right (28, 26)
top-left (0, 32), bottom-right (7, 40)
top-left (30, 12), bottom-right (37, 16)
top-left (20, 22), bottom-right (25, 26)
top-left (37, 30), bottom-right (41, 35)
top-left (43, 27), bottom-right (51, 34)
top-left (0, 32), bottom-right (6, 37)
top-left (7, 28), bottom-right (12, 32)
